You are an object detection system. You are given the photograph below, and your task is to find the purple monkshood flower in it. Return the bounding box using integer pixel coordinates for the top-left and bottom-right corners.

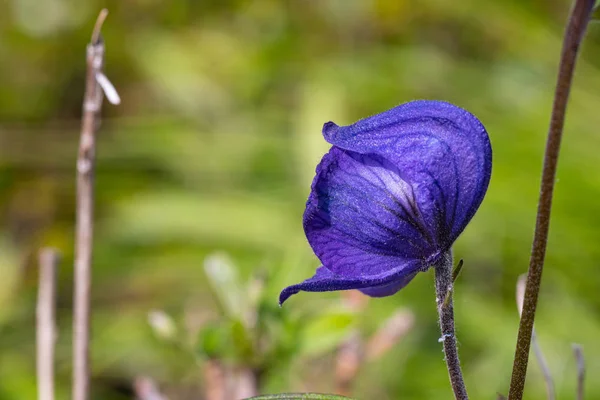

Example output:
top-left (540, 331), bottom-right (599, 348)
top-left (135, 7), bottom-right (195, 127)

top-left (280, 100), bottom-right (492, 305)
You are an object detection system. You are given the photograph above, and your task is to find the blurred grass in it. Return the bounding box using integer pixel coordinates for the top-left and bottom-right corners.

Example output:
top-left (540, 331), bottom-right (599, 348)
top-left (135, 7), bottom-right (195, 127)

top-left (1, 0), bottom-right (600, 399)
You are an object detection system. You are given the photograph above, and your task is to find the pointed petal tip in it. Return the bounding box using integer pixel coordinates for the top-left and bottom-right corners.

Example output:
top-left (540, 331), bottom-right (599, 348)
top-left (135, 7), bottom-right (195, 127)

top-left (279, 262), bottom-right (423, 306)
top-left (278, 286), bottom-right (298, 306)
top-left (322, 121), bottom-right (339, 137)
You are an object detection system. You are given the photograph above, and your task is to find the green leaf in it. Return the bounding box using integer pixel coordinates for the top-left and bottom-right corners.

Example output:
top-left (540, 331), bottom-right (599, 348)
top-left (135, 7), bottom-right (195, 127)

top-left (197, 323), bottom-right (229, 358)
top-left (244, 393), bottom-right (355, 400)
top-left (230, 318), bottom-right (255, 361)
top-left (253, 302), bottom-right (300, 367)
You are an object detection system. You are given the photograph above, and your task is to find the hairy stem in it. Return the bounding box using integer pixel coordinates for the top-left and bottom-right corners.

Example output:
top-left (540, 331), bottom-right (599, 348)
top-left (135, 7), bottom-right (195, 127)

top-left (435, 251), bottom-right (468, 400)
top-left (515, 275), bottom-right (554, 400)
top-left (507, 1), bottom-right (594, 399)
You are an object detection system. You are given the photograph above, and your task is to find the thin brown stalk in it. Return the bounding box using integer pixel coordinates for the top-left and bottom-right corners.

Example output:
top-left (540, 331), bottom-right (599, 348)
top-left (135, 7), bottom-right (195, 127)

top-left (37, 248), bottom-right (60, 400)
top-left (515, 275), bottom-right (554, 400)
top-left (572, 344), bottom-right (585, 400)
top-left (507, 1), bottom-right (594, 399)
top-left (73, 9), bottom-right (110, 400)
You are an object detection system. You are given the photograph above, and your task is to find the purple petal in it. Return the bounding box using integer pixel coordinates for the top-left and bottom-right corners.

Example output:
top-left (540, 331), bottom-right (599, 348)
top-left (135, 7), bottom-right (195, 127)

top-left (323, 100), bottom-right (492, 248)
top-left (280, 100), bottom-right (491, 304)
top-left (304, 147), bottom-right (437, 277)
top-left (279, 147), bottom-right (435, 304)
top-left (279, 263), bottom-right (420, 305)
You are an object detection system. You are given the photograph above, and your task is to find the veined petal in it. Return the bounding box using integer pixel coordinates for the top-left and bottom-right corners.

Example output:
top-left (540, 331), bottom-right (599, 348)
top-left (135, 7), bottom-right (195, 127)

top-left (323, 100), bottom-right (492, 248)
top-left (304, 147), bottom-right (436, 280)
top-left (280, 100), bottom-right (491, 304)
top-left (279, 262), bottom-right (420, 305)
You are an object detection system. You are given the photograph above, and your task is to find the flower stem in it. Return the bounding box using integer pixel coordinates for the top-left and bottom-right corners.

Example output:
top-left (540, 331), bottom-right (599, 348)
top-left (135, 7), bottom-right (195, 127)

top-left (507, 1), bottom-right (594, 399)
top-left (435, 251), bottom-right (468, 400)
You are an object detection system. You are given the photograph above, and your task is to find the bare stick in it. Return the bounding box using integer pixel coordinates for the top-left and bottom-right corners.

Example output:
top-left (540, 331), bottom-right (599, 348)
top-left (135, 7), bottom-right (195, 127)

top-left (507, 1), bottom-right (594, 398)
top-left (73, 9), bottom-right (118, 400)
top-left (335, 332), bottom-right (362, 397)
top-left (133, 376), bottom-right (168, 400)
top-left (233, 367), bottom-right (259, 399)
top-left (434, 251), bottom-right (468, 400)
top-left (203, 359), bottom-right (228, 400)
top-left (333, 291), bottom-right (367, 396)
top-left (37, 248), bottom-right (60, 400)
top-left (572, 344), bottom-right (585, 400)
top-left (365, 309), bottom-right (414, 361)
top-left (334, 307), bottom-right (414, 396)
top-left (515, 275), bottom-right (554, 400)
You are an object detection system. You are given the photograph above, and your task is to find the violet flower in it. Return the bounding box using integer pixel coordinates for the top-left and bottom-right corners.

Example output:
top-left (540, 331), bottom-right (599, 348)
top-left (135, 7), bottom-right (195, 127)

top-left (280, 100), bottom-right (491, 305)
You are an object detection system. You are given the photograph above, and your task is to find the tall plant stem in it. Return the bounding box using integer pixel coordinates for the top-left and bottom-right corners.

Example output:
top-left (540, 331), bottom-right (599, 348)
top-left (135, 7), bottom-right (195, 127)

top-left (73, 10), bottom-right (109, 400)
top-left (435, 251), bottom-right (468, 400)
top-left (507, 1), bottom-right (594, 399)
top-left (515, 276), bottom-right (554, 400)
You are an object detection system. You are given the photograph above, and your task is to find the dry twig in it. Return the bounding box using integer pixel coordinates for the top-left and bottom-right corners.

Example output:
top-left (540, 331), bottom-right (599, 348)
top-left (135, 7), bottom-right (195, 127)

top-left (37, 248), bottom-right (60, 400)
top-left (203, 359), bottom-right (228, 400)
top-left (134, 376), bottom-right (168, 400)
top-left (365, 309), bottom-right (414, 361)
top-left (335, 332), bottom-right (363, 396)
top-left (73, 9), bottom-right (119, 400)
top-left (333, 291), bottom-right (414, 396)
top-left (233, 367), bottom-right (259, 399)
top-left (572, 344), bottom-right (585, 400)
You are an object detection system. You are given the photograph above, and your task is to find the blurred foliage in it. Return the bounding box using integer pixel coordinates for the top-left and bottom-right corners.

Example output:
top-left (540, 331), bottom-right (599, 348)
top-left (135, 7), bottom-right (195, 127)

top-left (197, 254), bottom-right (357, 369)
top-left (1, 0), bottom-right (600, 399)
top-left (246, 394), bottom-right (354, 400)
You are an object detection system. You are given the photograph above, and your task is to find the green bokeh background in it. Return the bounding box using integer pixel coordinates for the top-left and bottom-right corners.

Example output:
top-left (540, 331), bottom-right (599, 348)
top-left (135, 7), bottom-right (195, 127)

top-left (1, 0), bottom-right (599, 399)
